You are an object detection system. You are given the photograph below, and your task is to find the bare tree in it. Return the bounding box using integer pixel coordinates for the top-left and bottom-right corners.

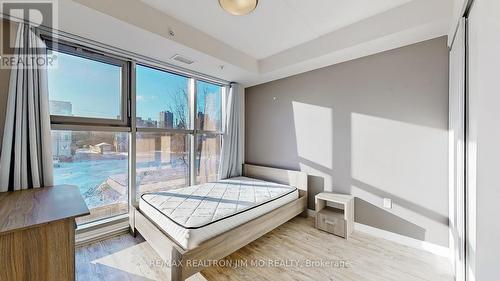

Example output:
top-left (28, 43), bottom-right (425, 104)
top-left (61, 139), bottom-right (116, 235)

top-left (168, 87), bottom-right (188, 129)
top-left (166, 84), bottom-right (220, 182)
top-left (168, 86), bottom-right (189, 169)
top-left (198, 86), bottom-right (220, 182)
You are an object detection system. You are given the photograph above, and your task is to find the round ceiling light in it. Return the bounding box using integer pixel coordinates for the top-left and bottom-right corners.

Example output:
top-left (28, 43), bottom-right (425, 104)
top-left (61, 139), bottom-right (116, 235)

top-left (219, 0), bottom-right (258, 16)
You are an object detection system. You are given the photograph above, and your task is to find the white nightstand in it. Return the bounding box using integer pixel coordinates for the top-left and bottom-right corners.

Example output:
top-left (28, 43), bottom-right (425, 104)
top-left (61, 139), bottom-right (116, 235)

top-left (315, 192), bottom-right (354, 239)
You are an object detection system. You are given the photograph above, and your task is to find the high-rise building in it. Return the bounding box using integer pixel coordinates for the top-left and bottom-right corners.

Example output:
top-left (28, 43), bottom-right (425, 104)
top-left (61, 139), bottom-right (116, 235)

top-left (176, 118), bottom-right (186, 129)
top-left (49, 100), bottom-right (72, 116)
top-left (137, 117), bottom-right (157, 128)
top-left (146, 118), bottom-right (158, 128)
top-left (158, 111), bottom-right (174, 129)
top-left (136, 117), bottom-right (145, 127)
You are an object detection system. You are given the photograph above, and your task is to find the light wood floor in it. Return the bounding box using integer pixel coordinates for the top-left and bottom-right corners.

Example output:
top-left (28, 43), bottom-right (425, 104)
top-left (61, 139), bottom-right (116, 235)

top-left (76, 217), bottom-right (453, 281)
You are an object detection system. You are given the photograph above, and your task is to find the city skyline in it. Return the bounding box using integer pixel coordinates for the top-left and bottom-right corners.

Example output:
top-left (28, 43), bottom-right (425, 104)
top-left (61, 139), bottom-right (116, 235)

top-left (48, 57), bottom-right (222, 127)
top-left (50, 98), bottom-right (217, 132)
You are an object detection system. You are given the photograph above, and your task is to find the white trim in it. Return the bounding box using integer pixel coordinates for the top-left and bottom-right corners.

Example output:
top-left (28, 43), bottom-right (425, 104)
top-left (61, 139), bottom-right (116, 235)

top-left (306, 209), bottom-right (450, 258)
top-left (75, 215), bottom-right (130, 247)
top-left (354, 223), bottom-right (450, 258)
top-left (448, 0), bottom-right (471, 47)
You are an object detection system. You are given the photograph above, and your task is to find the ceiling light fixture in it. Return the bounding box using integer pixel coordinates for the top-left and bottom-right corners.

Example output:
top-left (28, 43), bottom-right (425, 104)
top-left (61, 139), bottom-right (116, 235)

top-left (218, 0), bottom-right (258, 16)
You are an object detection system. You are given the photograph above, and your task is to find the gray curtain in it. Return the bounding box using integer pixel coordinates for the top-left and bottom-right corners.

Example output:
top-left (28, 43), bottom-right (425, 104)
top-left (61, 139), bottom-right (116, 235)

top-left (0, 23), bottom-right (53, 191)
top-left (219, 83), bottom-right (244, 179)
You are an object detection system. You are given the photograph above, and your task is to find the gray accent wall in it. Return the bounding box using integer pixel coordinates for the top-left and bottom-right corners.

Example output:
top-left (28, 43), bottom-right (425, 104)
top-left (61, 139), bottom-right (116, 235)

top-left (245, 37), bottom-right (449, 247)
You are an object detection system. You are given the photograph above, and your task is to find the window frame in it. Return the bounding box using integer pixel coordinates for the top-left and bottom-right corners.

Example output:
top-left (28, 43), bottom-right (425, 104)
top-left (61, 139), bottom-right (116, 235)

top-left (191, 79), bottom-right (225, 185)
top-left (133, 63), bottom-right (226, 200)
top-left (46, 39), bottom-right (133, 226)
top-left (44, 35), bottom-right (228, 227)
top-left (46, 40), bottom-right (130, 127)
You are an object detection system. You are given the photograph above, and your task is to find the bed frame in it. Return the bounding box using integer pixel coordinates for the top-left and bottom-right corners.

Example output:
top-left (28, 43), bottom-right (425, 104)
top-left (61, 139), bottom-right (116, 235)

top-left (131, 164), bottom-right (308, 281)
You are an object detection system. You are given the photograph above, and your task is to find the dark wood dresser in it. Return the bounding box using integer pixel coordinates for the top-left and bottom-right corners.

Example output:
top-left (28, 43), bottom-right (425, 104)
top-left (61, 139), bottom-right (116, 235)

top-left (0, 185), bottom-right (89, 281)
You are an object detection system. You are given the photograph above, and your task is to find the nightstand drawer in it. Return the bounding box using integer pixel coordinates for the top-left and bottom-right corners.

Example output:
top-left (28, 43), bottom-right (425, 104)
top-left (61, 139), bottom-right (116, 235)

top-left (315, 192), bottom-right (354, 239)
top-left (316, 208), bottom-right (346, 237)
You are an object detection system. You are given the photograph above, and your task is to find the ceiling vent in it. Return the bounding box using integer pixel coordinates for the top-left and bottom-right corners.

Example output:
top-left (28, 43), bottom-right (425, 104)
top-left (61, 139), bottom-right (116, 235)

top-left (171, 54), bottom-right (194, 65)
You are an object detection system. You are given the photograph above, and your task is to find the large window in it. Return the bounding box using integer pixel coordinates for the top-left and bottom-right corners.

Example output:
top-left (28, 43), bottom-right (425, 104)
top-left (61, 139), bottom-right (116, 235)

top-left (48, 45), bottom-right (130, 225)
top-left (47, 41), bottom-right (226, 226)
top-left (195, 81), bottom-right (223, 184)
top-left (135, 65), bottom-right (224, 194)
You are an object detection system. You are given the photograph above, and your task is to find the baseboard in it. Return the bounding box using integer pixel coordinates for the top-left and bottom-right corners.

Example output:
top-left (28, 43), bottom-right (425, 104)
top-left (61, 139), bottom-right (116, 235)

top-left (77, 209), bottom-right (450, 258)
top-left (354, 223), bottom-right (450, 258)
top-left (76, 226), bottom-right (129, 247)
top-left (305, 209), bottom-right (450, 258)
top-left (75, 215), bottom-right (130, 247)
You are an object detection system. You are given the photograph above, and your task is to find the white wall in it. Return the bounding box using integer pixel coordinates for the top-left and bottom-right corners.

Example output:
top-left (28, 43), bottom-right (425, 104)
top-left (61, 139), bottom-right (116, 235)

top-left (467, 0), bottom-right (500, 280)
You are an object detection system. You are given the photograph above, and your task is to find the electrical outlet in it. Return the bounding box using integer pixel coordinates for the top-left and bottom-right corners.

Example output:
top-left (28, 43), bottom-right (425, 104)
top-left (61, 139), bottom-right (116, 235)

top-left (383, 198), bottom-right (392, 209)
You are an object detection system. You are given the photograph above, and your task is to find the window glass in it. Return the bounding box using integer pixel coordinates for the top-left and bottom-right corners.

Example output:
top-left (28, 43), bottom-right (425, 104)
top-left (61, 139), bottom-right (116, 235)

top-left (51, 130), bottom-right (129, 225)
top-left (48, 51), bottom-right (122, 120)
top-left (196, 81), bottom-right (222, 131)
top-left (196, 134), bottom-right (222, 184)
top-left (49, 44), bottom-right (228, 223)
top-left (136, 65), bottom-right (189, 129)
top-left (136, 132), bottom-right (189, 195)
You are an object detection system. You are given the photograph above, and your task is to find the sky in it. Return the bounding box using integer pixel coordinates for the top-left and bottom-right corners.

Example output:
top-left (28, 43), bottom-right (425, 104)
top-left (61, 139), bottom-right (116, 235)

top-left (136, 66), bottom-right (222, 126)
top-left (48, 51), bottom-right (122, 119)
top-left (47, 51), bottom-right (222, 125)
top-left (136, 64), bottom-right (189, 122)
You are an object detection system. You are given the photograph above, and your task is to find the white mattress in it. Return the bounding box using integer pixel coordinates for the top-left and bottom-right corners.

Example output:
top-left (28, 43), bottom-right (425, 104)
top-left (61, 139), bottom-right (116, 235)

top-left (139, 176), bottom-right (298, 250)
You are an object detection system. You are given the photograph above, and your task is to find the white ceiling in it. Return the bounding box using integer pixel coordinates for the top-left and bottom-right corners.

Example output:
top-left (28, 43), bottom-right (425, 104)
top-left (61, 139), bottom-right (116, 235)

top-left (65, 0), bottom-right (453, 86)
top-left (141, 0), bottom-right (412, 59)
